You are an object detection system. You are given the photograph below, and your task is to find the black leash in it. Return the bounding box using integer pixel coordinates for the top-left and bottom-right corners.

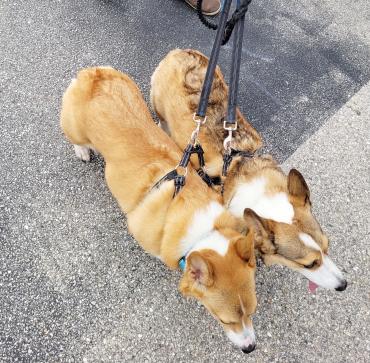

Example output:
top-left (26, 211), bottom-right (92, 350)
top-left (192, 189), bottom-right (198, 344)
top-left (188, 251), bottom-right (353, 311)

top-left (196, 0), bottom-right (233, 118)
top-left (222, 0), bottom-right (255, 177)
top-left (223, 0), bottom-right (252, 45)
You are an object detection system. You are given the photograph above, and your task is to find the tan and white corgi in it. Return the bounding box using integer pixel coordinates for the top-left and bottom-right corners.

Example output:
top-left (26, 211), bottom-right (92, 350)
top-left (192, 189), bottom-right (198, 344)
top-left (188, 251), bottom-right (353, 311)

top-left (150, 49), bottom-right (347, 293)
top-left (61, 67), bottom-right (260, 353)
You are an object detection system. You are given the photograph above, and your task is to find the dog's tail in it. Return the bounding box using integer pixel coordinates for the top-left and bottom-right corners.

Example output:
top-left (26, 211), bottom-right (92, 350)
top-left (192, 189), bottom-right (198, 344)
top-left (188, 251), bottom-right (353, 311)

top-left (73, 66), bottom-right (116, 101)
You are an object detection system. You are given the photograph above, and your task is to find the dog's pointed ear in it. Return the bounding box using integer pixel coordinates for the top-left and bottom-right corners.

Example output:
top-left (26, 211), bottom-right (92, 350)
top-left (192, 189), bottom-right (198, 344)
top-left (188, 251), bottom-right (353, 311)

top-left (234, 235), bottom-right (255, 268)
top-left (186, 252), bottom-right (214, 287)
top-left (243, 208), bottom-right (269, 232)
top-left (287, 169), bottom-right (310, 206)
top-left (243, 208), bottom-right (276, 255)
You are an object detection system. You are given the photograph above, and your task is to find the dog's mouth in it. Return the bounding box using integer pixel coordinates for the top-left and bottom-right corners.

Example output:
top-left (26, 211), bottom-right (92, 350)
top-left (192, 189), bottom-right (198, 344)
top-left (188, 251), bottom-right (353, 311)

top-left (308, 280), bottom-right (319, 294)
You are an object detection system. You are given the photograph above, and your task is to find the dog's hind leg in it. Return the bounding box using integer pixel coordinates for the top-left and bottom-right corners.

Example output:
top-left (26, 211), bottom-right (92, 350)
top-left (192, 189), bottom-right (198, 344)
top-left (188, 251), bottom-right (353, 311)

top-left (73, 144), bottom-right (91, 162)
top-left (61, 77), bottom-right (94, 162)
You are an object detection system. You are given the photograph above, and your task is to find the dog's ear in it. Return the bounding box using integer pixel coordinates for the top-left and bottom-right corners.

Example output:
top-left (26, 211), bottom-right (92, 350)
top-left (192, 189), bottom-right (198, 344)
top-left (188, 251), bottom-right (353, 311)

top-left (186, 251), bottom-right (214, 287)
top-left (287, 169), bottom-right (310, 206)
top-left (243, 208), bottom-right (276, 255)
top-left (234, 235), bottom-right (255, 268)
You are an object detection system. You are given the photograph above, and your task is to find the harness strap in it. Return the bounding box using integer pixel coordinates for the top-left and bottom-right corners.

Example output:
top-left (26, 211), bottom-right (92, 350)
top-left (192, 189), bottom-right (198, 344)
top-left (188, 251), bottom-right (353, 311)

top-left (151, 169), bottom-right (185, 198)
top-left (151, 143), bottom-right (214, 198)
top-left (222, 148), bottom-right (255, 176)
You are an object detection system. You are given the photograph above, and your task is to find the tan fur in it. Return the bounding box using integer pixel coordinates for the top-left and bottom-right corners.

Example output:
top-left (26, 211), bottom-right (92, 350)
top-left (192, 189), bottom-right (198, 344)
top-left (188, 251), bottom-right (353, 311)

top-left (150, 49), bottom-right (331, 273)
top-left (60, 67), bottom-right (258, 345)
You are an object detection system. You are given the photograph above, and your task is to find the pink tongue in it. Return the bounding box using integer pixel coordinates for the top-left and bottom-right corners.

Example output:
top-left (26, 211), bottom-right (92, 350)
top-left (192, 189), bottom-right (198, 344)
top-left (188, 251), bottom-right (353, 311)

top-left (308, 280), bottom-right (319, 293)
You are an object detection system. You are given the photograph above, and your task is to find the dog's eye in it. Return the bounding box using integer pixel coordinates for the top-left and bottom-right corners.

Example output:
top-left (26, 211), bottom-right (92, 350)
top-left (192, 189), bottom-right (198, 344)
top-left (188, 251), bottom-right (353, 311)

top-left (304, 260), bottom-right (317, 269)
top-left (219, 319), bottom-right (236, 325)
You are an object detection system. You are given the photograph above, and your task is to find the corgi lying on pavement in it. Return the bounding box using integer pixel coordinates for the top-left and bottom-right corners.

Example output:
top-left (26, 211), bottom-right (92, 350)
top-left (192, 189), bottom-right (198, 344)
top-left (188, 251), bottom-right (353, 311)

top-left (150, 49), bottom-right (347, 293)
top-left (61, 67), bottom-right (262, 353)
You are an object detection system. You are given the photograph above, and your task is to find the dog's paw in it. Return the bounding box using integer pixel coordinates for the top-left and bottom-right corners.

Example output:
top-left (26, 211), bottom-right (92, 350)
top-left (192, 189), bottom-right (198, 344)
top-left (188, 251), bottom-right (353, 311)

top-left (74, 145), bottom-right (91, 162)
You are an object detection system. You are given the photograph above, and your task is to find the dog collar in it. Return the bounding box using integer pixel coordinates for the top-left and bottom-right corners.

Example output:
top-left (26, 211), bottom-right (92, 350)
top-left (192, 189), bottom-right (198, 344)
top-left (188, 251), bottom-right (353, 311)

top-left (179, 256), bottom-right (186, 271)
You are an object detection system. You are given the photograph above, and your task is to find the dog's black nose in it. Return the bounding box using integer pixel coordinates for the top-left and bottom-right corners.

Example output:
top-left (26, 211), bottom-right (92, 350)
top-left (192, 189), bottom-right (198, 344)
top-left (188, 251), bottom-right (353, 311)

top-left (241, 343), bottom-right (256, 354)
top-left (335, 280), bottom-right (347, 291)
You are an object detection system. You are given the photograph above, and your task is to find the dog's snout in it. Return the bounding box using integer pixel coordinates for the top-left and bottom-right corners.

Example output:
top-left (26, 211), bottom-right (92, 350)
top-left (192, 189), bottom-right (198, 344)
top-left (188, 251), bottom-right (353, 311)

top-left (335, 280), bottom-right (347, 292)
top-left (241, 343), bottom-right (256, 354)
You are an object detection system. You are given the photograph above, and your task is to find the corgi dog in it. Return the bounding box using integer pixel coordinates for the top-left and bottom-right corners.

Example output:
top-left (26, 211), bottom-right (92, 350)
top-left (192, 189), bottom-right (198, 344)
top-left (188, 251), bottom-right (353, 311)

top-left (150, 49), bottom-right (347, 293)
top-left (60, 67), bottom-right (261, 353)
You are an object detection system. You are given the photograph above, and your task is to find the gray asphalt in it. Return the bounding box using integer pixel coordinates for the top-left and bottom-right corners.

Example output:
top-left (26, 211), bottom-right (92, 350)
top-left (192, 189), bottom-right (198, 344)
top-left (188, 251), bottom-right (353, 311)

top-left (1, 0), bottom-right (369, 362)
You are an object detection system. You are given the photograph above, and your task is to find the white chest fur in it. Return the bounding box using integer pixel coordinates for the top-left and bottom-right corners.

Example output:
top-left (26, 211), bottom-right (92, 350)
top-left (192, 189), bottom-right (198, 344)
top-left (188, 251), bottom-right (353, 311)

top-left (180, 201), bottom-right (229, 257)
top-left (228, 177), bottom-right (294, 224)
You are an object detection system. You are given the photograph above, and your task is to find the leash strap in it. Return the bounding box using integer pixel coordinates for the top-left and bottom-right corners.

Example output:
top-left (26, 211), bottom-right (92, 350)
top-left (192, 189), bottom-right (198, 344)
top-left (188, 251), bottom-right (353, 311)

top-left (196, 0), bottom-right (233, 117)
top-left (222, 0), bottom-right (252, 177)
top-left (226, 0), bottom-right (245, 126)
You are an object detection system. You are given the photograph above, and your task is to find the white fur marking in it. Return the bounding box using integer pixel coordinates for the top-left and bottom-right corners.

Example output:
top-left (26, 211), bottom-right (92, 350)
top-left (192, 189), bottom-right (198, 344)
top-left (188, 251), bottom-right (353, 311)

top-left (74, 144), bottom-right (90, 162)
top-left (299, 233), bottom-right (321, 251)
top-left (190, 230), bottom-right (229, 256)
top-left (299, 255), bottom-right (344, 289)
top-left (297, 233), bottom-right (345, 289)
top-left (226, 326), bottom-right (256, 349)
top-left (228, 177), bottom-right (294, 224)
top-left (180, 201), bottom-right (226, 257)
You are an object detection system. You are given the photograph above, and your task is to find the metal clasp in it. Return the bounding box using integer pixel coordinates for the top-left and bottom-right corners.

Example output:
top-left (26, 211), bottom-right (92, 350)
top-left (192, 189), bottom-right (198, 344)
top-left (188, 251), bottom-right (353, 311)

top-left (223, 120), bottom-right (237, 153)
top-left (190, 113), bottom-right (207, 145)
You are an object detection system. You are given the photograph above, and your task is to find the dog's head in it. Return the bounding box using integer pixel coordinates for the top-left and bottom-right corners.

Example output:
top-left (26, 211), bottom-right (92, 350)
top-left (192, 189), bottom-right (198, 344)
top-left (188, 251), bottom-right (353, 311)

top-left (179, 223), bottom-right (257, 353)
top-left (228, 168), bottom-right (347, 293)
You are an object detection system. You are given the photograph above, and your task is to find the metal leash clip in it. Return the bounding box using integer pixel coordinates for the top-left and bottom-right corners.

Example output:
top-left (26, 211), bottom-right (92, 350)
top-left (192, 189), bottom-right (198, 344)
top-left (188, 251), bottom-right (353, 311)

top-left (223, 120), bottom-right (237, 154)
top-left (190, 113), bottom-right (207, 145)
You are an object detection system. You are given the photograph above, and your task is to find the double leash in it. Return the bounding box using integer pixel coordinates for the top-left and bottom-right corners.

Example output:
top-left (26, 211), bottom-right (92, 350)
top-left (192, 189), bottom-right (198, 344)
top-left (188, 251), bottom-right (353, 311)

top-left (153, 0), bottom-right (252, 199)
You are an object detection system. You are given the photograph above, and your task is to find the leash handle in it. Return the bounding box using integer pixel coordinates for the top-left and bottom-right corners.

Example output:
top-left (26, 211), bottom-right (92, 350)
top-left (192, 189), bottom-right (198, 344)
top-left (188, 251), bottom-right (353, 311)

top-left (196, 0), bottom-right (233, 118)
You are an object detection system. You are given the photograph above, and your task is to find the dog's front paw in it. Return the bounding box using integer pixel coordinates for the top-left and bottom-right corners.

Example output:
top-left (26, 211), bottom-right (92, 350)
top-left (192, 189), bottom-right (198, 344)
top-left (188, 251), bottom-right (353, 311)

top-left (73, 145), bottom-right (91, 162)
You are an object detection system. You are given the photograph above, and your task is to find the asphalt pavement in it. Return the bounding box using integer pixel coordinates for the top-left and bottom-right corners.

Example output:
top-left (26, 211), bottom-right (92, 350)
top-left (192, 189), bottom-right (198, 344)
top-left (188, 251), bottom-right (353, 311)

top-left (1, 0), bottom-right (369, 362)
